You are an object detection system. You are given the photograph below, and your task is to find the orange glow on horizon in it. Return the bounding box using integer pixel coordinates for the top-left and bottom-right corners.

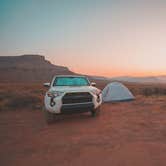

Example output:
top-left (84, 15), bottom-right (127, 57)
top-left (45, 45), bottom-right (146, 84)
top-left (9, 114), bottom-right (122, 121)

top-left (49, 55), bottom-right (166, 78)
top-left (71, 68), bottom-right (166, 77)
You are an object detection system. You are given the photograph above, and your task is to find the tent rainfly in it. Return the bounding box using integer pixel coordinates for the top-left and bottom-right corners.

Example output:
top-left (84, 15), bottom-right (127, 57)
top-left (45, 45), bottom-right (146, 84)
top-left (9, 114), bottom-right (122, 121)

top-left (102, 82), bottom-right (135, 102)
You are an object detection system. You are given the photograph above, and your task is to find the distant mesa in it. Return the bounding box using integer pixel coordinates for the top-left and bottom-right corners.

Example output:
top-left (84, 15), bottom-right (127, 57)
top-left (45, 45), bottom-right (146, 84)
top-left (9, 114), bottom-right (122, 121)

top-left (0, 54), bottom-right (165, 83)
top-left (110, 76), bottom-right (166, 84)
top-left (0, 54), bottom-right (74, 82)
top-left (0, 54), bottom-right (67, 70)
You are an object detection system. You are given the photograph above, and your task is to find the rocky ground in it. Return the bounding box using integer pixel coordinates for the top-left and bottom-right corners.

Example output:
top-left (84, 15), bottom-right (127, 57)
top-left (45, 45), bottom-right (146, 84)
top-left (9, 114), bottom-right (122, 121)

top-left (0, 95), bottom-right (166, 166)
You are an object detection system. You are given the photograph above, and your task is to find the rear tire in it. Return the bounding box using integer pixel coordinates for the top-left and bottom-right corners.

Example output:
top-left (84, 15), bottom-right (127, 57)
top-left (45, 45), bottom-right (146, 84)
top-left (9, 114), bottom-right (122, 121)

top-left (44, 109), bottom-right (55, 124)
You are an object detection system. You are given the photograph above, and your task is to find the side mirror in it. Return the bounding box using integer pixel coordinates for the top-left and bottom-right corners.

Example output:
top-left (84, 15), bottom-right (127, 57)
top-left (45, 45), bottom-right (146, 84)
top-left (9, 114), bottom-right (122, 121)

top-left (91, 82), bottom-right (96, 87)
top-left (43, 82), bottom-right (50, 87)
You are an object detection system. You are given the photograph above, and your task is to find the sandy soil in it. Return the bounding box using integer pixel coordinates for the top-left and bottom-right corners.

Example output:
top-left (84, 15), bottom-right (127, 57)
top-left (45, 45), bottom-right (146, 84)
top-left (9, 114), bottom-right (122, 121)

top-left (0, 95), bottom-right (166, 166)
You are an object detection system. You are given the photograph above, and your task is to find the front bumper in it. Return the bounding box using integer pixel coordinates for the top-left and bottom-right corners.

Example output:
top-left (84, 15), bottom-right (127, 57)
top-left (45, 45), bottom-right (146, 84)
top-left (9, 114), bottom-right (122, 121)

top-left (61, 102), bottom-right (94, 114)
top-left (44, 92), bottom-right (102, 114)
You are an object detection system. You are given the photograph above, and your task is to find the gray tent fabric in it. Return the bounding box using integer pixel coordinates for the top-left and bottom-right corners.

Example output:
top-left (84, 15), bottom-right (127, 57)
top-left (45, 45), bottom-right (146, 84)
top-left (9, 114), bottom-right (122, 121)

top-left (102, 82), bottom-right (135, 102)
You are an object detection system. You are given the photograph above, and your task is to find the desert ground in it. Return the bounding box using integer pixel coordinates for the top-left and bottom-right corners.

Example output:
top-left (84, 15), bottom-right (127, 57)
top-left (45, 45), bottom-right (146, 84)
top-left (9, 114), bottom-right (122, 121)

top-left (0, 82), bottom-right (166, 166)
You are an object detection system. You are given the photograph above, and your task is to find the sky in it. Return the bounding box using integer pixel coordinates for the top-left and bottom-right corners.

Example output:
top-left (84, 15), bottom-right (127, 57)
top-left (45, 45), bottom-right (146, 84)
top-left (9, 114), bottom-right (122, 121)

top-left (0, 0), bottom-right (166, 77)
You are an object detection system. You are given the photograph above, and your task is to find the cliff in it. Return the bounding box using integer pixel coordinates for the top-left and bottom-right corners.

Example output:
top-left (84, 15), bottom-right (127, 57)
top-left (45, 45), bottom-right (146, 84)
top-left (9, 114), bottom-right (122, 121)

top-left (0, 55), bottom-right (74, 82)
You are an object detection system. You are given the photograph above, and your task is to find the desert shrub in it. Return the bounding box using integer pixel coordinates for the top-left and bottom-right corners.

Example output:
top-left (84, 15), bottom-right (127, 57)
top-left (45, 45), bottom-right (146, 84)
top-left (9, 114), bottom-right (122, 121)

top-left (5, 93), bottom-right (42, 110)
top-left (142, 87), bottom-right (166, 96)
top-left (142, 88), bottom-right (153, 96)
top-left (31, 89), bottom-right (45, 94)
top-left (124, 82), bottom-right (166, 96)
top-left (0, 92), bottom-right (43, 110)
top-left (0, 91), bottom-right (12, 101)
top-left (0, 83), bottom-right (46, 111)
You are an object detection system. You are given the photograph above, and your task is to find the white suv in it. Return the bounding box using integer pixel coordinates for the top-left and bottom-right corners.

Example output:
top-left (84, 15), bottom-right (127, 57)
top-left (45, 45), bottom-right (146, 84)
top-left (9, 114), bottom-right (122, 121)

top-left (44, 75), bottom-right (102, 123)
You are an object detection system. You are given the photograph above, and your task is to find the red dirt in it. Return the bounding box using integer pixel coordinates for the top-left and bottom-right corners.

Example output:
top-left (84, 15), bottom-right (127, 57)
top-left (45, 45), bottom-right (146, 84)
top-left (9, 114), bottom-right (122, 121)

top-left (0, 96), bottom-right (166, 166)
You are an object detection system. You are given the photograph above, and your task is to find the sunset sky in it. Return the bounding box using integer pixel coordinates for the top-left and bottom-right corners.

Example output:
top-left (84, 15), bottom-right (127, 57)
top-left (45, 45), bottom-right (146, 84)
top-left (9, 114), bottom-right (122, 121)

top-left (0, 0), bottom-right (166, 77)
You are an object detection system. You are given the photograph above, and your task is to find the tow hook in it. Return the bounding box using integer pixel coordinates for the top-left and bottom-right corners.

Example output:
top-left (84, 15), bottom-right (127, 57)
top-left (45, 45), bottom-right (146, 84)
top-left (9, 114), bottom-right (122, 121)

top-left (97, 94), bottom-right (100, 103)
top-left (50, 97), bottom-right (56, 107)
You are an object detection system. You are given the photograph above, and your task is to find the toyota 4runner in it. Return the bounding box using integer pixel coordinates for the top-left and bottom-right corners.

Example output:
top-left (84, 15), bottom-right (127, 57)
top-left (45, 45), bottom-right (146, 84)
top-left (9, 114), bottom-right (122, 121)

top-left (43, 75), bottom-right (102, 123)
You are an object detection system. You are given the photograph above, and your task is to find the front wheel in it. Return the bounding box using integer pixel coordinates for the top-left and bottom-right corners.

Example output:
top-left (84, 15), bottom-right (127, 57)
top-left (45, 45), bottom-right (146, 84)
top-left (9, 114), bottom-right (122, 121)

top-left (44, 109), bottom-right (55, 124)
top-left (91, 106), bottom-right (101, 117)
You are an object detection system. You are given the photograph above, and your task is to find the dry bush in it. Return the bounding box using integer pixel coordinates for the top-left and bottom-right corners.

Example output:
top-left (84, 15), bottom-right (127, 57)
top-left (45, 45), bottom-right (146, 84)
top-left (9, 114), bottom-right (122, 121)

top-left (0, 82), bottom-right (165, 111)
top-left (6, 93), bottom-right (41, 109)
top-left (125, 83), bottom-right (166, 96)
top-left (142, 87), bottom-right (166, 96)
top-left (0, 84), bottom-right (46, 111)
top-left (95, 80), bottom-right (166, 96)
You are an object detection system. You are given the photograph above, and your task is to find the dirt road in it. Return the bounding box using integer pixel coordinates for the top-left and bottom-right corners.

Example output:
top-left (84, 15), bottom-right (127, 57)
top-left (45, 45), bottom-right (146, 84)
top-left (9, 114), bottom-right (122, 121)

top-left (0, 96), bottom-right (166, 166)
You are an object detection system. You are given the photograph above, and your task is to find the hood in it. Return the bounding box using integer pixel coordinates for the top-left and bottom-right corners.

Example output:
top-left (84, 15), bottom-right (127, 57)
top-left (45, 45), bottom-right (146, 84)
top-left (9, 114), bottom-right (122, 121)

top-left (49, 86), bottom-right (99, 93)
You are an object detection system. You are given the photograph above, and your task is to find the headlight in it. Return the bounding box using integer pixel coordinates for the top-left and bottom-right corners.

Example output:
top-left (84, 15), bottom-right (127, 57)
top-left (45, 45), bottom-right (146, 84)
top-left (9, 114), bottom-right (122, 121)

top-left (47, 91), bottom-right (64, 97)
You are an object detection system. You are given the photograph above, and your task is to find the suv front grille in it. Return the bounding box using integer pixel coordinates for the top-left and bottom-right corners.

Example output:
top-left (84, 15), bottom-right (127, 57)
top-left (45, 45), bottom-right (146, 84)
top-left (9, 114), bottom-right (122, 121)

top-left (62, 92), bottom-right (92, 104)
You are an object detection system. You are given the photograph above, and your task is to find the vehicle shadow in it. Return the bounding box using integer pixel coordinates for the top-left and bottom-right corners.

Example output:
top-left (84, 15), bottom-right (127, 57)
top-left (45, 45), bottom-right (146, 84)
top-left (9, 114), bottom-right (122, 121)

top-left (46, 111), bottom-right (100, 125)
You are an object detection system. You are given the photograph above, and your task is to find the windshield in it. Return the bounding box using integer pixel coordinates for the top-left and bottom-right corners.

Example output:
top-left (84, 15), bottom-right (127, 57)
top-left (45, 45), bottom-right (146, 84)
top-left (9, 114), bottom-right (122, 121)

top-left (53, 77), bottom-right (90, 86)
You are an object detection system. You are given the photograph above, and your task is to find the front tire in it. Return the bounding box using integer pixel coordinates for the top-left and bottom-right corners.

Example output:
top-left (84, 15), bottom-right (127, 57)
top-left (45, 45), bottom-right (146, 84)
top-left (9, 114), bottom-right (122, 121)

top-left (91, 106), bottom-right (101, 117)
top-left (44, 109), bottom-right (55, 124)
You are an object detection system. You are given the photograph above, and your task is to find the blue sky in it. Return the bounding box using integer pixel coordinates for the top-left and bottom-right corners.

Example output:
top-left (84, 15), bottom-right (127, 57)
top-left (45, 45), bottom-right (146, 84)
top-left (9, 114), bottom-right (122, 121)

top-left (0, 0), bottom-right (166, 76)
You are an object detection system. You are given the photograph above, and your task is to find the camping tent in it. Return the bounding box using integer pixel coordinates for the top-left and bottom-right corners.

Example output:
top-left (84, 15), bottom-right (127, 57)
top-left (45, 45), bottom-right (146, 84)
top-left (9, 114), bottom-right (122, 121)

top-left (102, 82), bottom-right (135, 102)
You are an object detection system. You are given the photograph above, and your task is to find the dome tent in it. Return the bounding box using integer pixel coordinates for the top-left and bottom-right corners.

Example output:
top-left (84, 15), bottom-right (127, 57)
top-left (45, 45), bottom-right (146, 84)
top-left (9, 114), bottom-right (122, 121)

top-left (102, 82), bottom-right (135, 102)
